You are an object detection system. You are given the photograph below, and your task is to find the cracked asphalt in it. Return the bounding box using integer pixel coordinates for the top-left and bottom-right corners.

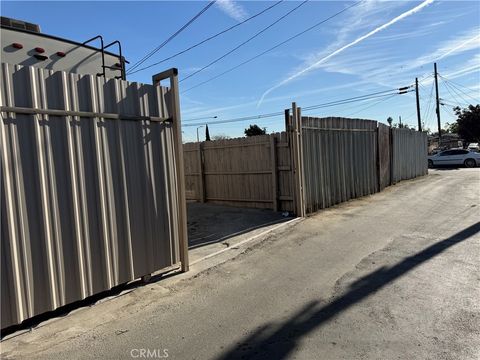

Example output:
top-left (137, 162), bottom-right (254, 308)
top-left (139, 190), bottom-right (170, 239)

top-left (2, 168), bottom-right (479, 360)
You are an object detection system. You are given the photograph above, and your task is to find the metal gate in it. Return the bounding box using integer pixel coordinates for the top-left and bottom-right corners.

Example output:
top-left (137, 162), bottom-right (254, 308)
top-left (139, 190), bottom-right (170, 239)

top-left (1, 64), bottom-right (188, 329)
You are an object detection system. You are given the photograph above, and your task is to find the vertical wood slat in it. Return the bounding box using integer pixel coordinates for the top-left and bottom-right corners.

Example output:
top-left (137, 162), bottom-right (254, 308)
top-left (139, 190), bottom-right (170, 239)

top-left (183, 132), bottom-right (294, 212)
top-left (301, 116), bottom-right (378, 213)
top-left (197, 142), bottom-right (205, 203)
top-left (391, 128), bottom-right (428, 184)
top-left (270, 136), bottom-right (278, 212)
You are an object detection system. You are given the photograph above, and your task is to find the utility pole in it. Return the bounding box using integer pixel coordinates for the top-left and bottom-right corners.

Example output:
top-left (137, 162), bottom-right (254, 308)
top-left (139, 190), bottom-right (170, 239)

top-left (434, 62), bottom-right (441, 141)
top-left (196, 125), bottom-right (204, 142)
top-left (415, 77), bottom-right (422, 131)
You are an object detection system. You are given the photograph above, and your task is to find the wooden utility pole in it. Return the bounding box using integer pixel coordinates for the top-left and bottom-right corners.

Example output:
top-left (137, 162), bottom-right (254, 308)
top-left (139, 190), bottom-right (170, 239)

top-left (415, 77), bottom-right (422, 131)
top-left (434, 62), bottom-right (442, 141)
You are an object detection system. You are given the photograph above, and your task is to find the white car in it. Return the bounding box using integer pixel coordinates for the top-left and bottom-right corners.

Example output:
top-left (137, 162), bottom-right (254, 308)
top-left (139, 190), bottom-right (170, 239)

top-left (428, 149), bottom-right (480, 168)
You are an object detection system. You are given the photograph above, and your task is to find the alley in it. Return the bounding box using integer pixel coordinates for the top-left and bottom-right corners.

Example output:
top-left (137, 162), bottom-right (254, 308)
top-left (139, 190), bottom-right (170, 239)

top-left (2, 168), bottom-right (479, 360)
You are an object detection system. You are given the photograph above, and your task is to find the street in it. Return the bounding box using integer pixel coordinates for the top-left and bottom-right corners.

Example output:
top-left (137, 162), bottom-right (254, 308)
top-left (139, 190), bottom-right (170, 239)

top-left (2, 168), bottom-right (479, 360)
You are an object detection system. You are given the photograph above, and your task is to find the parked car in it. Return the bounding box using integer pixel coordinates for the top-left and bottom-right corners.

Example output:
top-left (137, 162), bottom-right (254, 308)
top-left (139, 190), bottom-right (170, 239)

top-left (428, 149), bottom-right (480, 168)
top-left (467, 143), bottom-right (479, 152)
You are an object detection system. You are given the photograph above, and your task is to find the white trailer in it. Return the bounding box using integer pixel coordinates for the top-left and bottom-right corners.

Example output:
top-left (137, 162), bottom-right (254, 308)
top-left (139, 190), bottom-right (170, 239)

top-left (1, 16), bottom-right (126, 79)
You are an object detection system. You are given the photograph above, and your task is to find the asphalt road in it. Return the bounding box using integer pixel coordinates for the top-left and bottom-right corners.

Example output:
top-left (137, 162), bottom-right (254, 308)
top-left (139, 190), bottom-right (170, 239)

top-left (2, 168), bottom-right (479, 360)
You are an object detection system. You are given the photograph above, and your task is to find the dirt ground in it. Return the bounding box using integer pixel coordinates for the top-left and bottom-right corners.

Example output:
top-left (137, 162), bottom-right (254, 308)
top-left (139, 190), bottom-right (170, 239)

top-left (187, 202), bottom-right (290, 249)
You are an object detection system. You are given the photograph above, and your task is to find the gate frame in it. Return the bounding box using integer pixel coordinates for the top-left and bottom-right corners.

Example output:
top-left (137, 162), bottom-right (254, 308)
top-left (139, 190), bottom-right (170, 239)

top-left (153, 68), bottom-right (189, 273)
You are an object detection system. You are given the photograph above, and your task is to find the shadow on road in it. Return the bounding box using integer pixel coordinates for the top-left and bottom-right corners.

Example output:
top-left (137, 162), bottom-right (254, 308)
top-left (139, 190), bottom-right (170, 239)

top-left (216, 222), bottom-right (480, 360)
top-left (430, 166), bottom-right (461, 171)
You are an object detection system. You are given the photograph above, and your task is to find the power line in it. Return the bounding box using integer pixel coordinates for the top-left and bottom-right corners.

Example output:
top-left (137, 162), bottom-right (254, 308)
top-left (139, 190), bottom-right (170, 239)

top-left (422, 80), bottom-right (435, 131)
top-left (440, 81), bottom-right (470, 107)
top-left (441, 79), bottom-right (472, 105)
top-left (182, 86), bottom-right (411, 127)
top-left (127, 1), bottom-right (216, 74)
top-left (183, 115), bottom-right (218, 122)
top-left (301, 88), bottom-right (411, 111)
top-left (180, 0), bottom-right (309, 83)
top-left (344, 94), bottom-right (398, 118)
top-left (182, 111), bottom-right (285, 127)
top-left (439, 74), bottom-right (479, 104)
top-left (181, 0), bottom-right (363, 93)
top-left (440, 104), bottom-right (457, 120)
top-left (127, 1), bottom-right (284, 75)
top-left (438, 75), bottom-right (479, 94)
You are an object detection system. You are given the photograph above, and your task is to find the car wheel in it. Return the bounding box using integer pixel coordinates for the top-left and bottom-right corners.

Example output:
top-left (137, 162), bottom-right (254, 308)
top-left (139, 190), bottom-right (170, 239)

top-left (428, 159), bottom-right (434, 168)
top-left (464, 158), bottom-right (476, 168)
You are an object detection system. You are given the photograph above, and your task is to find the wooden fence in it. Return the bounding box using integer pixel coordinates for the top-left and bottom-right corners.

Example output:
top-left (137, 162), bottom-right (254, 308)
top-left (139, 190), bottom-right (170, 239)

top-left (184, 104), bottom-right (428, 217)
top-left (298, 112), bottom-right (428, 215)
top-left (184, 133), bottom-right (294, 212)
top-left (301, 116), bottom-right (379, 213)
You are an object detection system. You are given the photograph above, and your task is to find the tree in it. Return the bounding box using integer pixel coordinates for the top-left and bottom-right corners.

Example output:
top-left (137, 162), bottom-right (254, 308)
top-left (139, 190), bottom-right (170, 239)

top-left (386, 117), bottom-right (393, 127)
top-left (205, 125), bottom-right (211, 141)
top-left (452, 105), bottom-right (480, 143)
top-left (392, 123), bottom-right (410, 129)
top-left (211, 134), bottom-right (230, 141)
top-left (244, 124), bottom-right (266, 137)
top-left (444, 122), bottom-right (458, 134)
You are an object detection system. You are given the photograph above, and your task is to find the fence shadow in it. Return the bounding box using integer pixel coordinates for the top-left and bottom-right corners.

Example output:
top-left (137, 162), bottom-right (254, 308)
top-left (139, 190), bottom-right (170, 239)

top-left (215, 222), bottom-right (480, 360)
top-left (187, 203), bottom-right (291, 249)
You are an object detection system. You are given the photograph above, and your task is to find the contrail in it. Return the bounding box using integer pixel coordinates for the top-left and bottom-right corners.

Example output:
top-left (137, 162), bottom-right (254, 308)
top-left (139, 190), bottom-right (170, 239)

top-left (437, 33), bottom-right (480, 60)
top-left (258, 0), bottom-right (435, 106)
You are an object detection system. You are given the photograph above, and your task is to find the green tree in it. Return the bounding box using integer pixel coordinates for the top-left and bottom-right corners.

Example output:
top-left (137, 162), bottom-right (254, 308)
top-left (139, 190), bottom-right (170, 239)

top-left (211, 134), bottom-right (230, 140)
top-left (392, 123), bottom-right (410, 129)
top-left (386, 117), bottom-right (393, 126)
top-left (452, 105), bottom-right (480, 143)
top-left (244, 124), bottom-right (267, 137)
top-left (444, 121), bottom-right (459, 134)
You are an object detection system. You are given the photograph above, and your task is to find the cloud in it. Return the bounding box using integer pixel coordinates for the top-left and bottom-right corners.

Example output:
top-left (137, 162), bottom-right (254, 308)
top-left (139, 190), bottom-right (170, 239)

top-left (409, 27), bottom-right (480, 68)
top-left (180, 81), bottom-right (368, 118)
top-left (258, 0), bottom-right (436, 106)
top-left (444, 53), bottom-right (480, 80)
top-left (216, 0), bottom-right (248, 22)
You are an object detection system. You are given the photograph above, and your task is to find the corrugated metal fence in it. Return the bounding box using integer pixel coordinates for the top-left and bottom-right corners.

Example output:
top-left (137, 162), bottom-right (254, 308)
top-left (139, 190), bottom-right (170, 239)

top-left (391, 128), bottom-right (428, 183)
top-left (1, 63), bottom-right (187, 329)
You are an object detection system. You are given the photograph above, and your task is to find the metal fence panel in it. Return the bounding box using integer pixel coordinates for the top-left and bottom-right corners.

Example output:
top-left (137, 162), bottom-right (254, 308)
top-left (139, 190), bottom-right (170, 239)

top-left (391, 128), bottom-right (428, 183)
top-left (302, 117), bottom-right (378, 214)
top-left (1, 63), bottom-right (182, 328)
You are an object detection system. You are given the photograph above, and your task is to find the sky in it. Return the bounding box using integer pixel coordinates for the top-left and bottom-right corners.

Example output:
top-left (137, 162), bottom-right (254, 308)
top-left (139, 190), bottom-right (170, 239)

top-left (2, 0), bottom-right (479, 142)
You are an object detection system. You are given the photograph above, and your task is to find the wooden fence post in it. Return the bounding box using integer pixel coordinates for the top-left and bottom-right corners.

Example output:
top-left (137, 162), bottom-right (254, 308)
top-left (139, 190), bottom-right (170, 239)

top-left (296, 106), bottom-right (306, 217)
top-left (376, 124), bottom-right (381, 192)
top-left (291, 102), bottom-right (306, 217)
top-left (270, 135), bottom-right (278, 211)
top-left (197, 142), bottom-right (205, 203)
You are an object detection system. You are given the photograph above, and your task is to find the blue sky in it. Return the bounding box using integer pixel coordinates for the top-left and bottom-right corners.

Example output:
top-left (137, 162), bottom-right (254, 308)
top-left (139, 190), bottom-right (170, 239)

top-left (2, 1), bottom-right (479, 142)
